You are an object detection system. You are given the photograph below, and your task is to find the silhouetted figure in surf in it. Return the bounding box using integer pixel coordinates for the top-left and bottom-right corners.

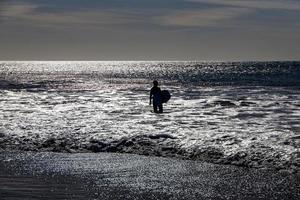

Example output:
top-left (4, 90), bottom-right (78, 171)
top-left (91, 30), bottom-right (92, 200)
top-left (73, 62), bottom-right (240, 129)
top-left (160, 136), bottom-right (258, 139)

top-left (150, 80), bottom-right (163, 113)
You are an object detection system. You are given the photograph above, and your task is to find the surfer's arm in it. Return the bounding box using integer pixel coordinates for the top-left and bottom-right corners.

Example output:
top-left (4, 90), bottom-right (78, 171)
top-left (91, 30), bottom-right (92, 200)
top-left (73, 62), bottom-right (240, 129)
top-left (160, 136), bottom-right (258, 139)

top-left (149, 90), bottom-right (153, 105)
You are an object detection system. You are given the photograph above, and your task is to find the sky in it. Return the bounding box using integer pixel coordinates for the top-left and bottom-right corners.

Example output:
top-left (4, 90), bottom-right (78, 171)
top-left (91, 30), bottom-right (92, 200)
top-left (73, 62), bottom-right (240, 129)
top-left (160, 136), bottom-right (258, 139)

top-left (0, 0), bottom-right (300, 61)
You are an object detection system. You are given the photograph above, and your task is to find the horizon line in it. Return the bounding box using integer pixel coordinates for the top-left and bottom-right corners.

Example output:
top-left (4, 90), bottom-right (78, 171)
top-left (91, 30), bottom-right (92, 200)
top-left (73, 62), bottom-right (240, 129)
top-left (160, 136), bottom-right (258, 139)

top-left (1, 60), bottom-right (300, 62)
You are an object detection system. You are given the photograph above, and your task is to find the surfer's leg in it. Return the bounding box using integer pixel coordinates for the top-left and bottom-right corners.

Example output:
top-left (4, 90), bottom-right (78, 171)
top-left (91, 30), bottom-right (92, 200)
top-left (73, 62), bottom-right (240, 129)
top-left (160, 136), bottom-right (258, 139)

top-left (158, 104), bottom-right (163, 113)
top-left (153, 104), bottom-right (158, 113)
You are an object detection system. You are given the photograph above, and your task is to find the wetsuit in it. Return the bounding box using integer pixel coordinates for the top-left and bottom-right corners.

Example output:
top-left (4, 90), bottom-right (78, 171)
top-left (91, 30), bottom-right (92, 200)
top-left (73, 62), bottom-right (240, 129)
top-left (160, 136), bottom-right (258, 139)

top-left (150, 86), bottom-right (163, 113)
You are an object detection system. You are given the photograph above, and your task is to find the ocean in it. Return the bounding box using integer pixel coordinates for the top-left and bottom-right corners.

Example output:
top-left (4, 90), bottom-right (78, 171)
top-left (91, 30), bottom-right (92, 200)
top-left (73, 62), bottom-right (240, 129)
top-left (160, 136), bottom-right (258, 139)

top-left (0, 61), bottom-right (299, 173)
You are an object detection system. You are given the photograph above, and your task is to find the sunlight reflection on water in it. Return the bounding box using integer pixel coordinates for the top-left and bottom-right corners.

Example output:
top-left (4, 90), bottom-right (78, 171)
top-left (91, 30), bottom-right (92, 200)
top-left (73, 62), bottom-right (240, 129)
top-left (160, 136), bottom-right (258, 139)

top-left (0, 61), bottom-right (299, 171)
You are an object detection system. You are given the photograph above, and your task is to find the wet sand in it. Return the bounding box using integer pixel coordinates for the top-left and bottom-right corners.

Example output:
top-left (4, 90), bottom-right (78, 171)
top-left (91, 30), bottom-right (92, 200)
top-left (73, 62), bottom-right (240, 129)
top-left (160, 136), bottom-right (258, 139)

top-left (0, 151), bottom-right (299, 200)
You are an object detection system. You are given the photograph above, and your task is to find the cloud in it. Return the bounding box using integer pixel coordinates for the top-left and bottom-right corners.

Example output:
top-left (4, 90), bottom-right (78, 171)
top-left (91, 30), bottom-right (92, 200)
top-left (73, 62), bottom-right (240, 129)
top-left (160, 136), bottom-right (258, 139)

top-left (158, 0), bottom-right (300, 28)
top-left (3, 2), bottom-right (248, 29)
top-left (0, 2), bottom-right (142, 28)
top-left (187, 0), bottom-right (300, 11)
top-left (1, 3), bottom-right (38, 17)
top-left (157, 8), bottom-right (251, 27)
top-left (1, 1), bottom-right (299, 30)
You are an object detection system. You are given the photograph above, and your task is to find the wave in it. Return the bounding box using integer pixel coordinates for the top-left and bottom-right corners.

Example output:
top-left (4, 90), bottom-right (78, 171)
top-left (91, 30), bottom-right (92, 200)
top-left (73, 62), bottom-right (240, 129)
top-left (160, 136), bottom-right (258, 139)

top-left (0, 61), bottom-right (299, 173)
top-left (0, 132), bottom-right (299, 174)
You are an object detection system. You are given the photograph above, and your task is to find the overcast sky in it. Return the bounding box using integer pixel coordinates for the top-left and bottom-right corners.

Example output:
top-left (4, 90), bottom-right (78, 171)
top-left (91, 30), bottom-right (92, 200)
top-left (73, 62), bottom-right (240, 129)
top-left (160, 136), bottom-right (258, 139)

top-left (0, 0), bottom-right (299, 61)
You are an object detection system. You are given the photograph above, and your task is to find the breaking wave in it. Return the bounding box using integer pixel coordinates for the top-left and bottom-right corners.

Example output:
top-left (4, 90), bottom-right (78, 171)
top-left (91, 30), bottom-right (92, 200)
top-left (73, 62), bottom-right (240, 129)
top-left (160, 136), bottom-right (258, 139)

top-left (0, 61), bottom-right (299, 173)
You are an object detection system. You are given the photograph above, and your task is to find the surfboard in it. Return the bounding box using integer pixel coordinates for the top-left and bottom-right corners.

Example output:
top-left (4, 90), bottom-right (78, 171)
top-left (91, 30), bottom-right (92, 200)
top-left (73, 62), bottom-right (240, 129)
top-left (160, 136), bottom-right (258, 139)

top-left (161, 90), bottom-right (171, 103)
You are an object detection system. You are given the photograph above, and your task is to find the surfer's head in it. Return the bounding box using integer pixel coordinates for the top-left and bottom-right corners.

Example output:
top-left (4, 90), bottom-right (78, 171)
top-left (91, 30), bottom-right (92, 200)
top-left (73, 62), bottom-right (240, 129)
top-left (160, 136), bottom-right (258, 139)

top-left (153, 80), bottom-right (158, 86)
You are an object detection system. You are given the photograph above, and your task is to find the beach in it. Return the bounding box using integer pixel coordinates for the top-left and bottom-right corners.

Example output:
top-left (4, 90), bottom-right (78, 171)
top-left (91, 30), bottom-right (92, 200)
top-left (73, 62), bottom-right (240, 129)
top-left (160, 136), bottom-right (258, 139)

top-left (1, 0), bottom-right (300, 198)
top-left (1, 151), bottom-right (299, 200)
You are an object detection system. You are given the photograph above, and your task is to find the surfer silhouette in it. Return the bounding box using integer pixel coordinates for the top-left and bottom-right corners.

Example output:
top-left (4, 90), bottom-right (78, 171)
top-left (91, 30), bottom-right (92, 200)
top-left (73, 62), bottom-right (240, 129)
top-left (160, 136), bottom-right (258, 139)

top-left (150, 80), bottom-right (163, 113)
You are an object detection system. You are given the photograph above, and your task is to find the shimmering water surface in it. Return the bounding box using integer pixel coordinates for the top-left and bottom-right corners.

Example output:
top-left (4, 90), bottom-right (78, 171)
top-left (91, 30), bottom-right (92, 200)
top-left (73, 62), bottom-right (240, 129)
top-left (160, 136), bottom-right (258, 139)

top-left (0, 61), bottom-right (299, 172)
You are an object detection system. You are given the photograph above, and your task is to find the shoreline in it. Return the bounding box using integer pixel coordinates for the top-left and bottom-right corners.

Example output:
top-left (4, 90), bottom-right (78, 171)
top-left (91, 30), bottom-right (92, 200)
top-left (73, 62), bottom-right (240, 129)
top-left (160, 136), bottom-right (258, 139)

top-left (1, 151), bottom-right (299, 200)
top-left (1, 133), bottom-right (299, 174)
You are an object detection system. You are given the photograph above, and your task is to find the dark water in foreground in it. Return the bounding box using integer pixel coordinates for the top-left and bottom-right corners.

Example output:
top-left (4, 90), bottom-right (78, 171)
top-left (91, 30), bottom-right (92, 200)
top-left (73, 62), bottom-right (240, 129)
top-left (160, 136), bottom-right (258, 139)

top-left (0, 61), bottom-right (299, 172)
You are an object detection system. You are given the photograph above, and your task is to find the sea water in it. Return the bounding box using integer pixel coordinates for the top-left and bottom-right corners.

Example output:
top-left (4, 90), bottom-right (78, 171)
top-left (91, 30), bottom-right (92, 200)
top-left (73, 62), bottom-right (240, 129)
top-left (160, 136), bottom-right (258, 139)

top-left (0, 61), bottom-right (299, 172)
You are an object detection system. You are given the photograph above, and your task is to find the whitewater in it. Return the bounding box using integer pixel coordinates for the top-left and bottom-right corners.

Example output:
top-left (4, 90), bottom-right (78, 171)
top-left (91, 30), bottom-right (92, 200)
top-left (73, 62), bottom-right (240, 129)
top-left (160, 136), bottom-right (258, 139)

top-left (0, 61), bottom-right (299, 173)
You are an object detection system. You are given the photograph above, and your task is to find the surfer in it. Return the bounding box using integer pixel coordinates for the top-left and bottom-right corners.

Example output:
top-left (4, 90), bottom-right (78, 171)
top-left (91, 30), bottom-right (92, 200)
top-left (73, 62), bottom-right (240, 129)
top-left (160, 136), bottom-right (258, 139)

top-left (150, 80), bottom-right (163, 113)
